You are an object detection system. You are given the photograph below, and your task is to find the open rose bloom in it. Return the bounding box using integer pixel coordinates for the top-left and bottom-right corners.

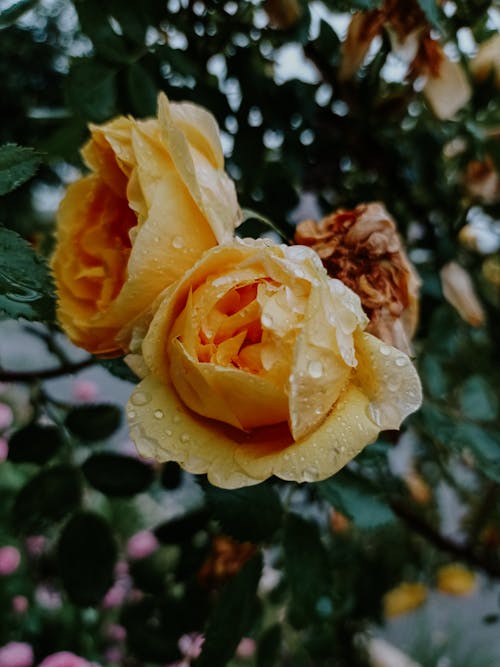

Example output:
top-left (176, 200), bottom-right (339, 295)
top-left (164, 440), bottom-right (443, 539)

top-left (127, 239), bottom-right (421, 488)
top-left (51, 93), bottom-right (240, 355)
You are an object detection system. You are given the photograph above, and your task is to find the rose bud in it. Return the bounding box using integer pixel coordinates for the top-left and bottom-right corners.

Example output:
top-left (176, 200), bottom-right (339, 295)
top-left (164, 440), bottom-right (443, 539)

top-left (440, 261), bottom-right (485, 327)
top-left (294, 203), bottom-right (420, 355)
top-left (126, 239), bottom-right (421, 488)
top-left (51, 93), bottom-right (241, 356)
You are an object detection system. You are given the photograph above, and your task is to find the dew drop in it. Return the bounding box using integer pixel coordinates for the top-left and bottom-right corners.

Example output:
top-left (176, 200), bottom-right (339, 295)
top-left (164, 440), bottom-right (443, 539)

top-left (308, 360), bottom-right (323, 378)
top-left (261, 313), bottom-right (273, 328)
top-left (131, 391), bottom-right (151, 406)
top-left (127, 409), bottom-right (136, 419)
top-left (395, 356), bottom-right (407, 367)
top-left (380, 345), bottom-right (391, 356)
top-left (172, 235), bottom-right (184, 249)
top-left (165, 429), bottom-right (173, 436)
top-left (303, 466), bottom-right (319, 482)
top-left (154, 409), bottom-right (164, 419)
top-left (180, 433), bottom-right (190, 443)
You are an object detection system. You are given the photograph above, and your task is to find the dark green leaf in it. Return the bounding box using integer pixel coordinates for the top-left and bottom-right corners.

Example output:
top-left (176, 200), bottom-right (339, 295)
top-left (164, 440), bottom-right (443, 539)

top-left (257, 624), bottom-right (282, 667)
top-left (318, 470), bottom-right (396, 529)
top-left (58, 511), bottom-right (116, 606)
top-left (65, 404), bottom-right (122, 441)
top-left (160, 461), bottom-right (183, 490)
top-left (74, 0), bottom-right (130, 63)
top-left (99, 358), bottom-right (138, 384)
top-left (420, 354), bottom-right (449, 400)
top-left (203, 482), bottom-right (283, 542)
top-left (417, 0), bottom-right (442, 29)
top-left (0, 144), bottom-right (42, 195)
top-left (82, 453), bottom-right (154, 496)
top-left (458, 375), bottom-right (498, 422)
top-left (129, 548), bottom-right (176, 594)
top-left (13, 465), bottom-right (82, 533)
top-left (155, 509), bottom-right (210, 544)
top-left (66, 59), bottom-right (117, 122)
top-left (8, 424), bottom-right (63, 464)
top-left (196, 554), bottom-right (262, 667)
top-left (126, 63), bottom-right (158, 116)
top-left (0, 227), bottom-right (55, 322)
top-left (283, 514), bottom-right (331, 628)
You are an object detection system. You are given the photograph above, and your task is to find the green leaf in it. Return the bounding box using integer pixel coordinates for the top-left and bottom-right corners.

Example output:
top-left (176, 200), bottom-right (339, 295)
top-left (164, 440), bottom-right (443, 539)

top-left (74, 0), bottom-right (130, 63)
top-left (196, 554), bottom-right (262, 667)
top-left (257, 624), bottom-right (282, 667)
top-left (8, 424), bottom-right (63, 464)
top-left (203, 482), bottom-right (283, 542)
top-left (66, 59), bottom-right (117, 122)
top-left (417, 0), bottom-right (442, 29)
top-left (283, 514), bottom-right (331, 628)
top-left (58, 511), bottom-right (117, 606)
top-left (13, 465), bottom-right (82, 533)
top-left (82, 453), bottom-right (154, 496)
top-left (126, 63), bottom-right (158, 117)
top-left (0, 144), bottom-right (43, 195)
top-left (0, 0), bottom-right (38, 29)
top-left (99, 358), bottom-right (138, 383)
top-left (0, 227), bottom-right (55, 322)
top-left (458, 375), bottom-right (498, 422)
top-left (160, 461), bottom-right (183, 490)
top-left (420, 354), bottom-right (449, 400)
top-left (239, 208), bottom-right (292, 242)
top-left (65, 404), bottom-right (122, 441)
top-left (155, 509), bottom-right (210, 544)
top-left (318, 470), bottom-right (396, 529)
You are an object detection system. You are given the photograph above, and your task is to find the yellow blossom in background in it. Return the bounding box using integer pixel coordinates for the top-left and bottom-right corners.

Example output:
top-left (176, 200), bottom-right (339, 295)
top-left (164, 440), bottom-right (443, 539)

top-left (295, 203), bottom-right (420, 355)
top-left (383, 582), bottom-right (427, 618)
top-left (440, 261), bottom-right (485, 327)
top-left (126, 238), bottom-right (421, 489)
top-left (51, 93), bottom-right (241, 356)
top-left (436, 564), bottom-right (477, 595)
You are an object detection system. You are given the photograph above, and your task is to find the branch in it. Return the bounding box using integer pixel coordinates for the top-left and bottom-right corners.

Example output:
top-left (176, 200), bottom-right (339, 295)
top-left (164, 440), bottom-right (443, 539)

top-left (391, 500), bottom-right (500, 578)
top-left (0, 357), bottom-right (95, 382)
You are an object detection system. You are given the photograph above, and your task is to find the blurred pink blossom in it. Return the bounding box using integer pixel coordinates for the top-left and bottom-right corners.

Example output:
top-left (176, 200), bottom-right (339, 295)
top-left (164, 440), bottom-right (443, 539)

top-left (0, 404), bottom-right (13, 431)
top-left (178, 634), bottom-right (204, 660)
top-left (12, 595), bottom-right (29, 614)
top-left (114, 560), bottom-right (129, 578)
top-left (236, 638), bottom-right (256, 658)
top-left (0, 642), bottom-right (34, 667)
top-left (0, 545), bottom-right (21, 575)
top-left (105, 624), bottom-right (126, 642)
top-left (72, 379), bottom-right (99, 402)
top-left (25, 535), bottom-right (46, 557)
top-left (0, 438), bottom-right (8, 462)
top-left (126, 530), bottom-right (159, 560)
top-left (103, 647), bottom-right (122, 664)
top-left (35, 585), bottom-right (62, 610)
top-left (102, 577), bottom-right (130, 609)
top-left (37, 652), bottom-right (92, 667)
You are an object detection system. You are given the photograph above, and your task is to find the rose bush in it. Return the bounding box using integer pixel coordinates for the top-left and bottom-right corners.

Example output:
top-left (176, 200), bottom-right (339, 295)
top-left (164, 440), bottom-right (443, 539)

top-left (51, 93), bottom-right (241, 355)
top-left (126, 239), bottom-right (421, 488)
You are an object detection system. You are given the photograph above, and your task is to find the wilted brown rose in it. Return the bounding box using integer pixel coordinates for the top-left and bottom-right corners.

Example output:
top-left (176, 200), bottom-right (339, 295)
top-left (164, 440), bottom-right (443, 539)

top-left (464, 157), bottom-right (500, 205)
top-left (264, 0), bottom-right (302, 29)
top-left (197, 536), bottom-right (255, 588)
top-left (471, 34), bottom-right (500, 88)
top-left (294, 203), bottom-right (420, 355)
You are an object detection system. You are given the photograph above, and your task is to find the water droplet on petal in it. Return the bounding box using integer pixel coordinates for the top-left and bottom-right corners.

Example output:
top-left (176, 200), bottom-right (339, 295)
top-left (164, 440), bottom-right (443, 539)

top-left (172, 235), bottom-right (184, 249)
top-left (165, 430), bottom-right (172, 437)
top-left (395, 356), bottom-right (407, 367)
top-left (308, 360), bottom-right (323, 378)
top-left (154, 410), bottom-right (164, 419)
top-left (380, 345), bottom-right (391, 356)
top-left (303, 466), bottom-right (319, 482)
top-left (131, 391), bottom-right (151, 406)
top-left (261, 313), bottom-right (273, 328)
top-left (127, 409), bottom-right (136, 419)
top-left (180, 433), bottom-right (190, 443)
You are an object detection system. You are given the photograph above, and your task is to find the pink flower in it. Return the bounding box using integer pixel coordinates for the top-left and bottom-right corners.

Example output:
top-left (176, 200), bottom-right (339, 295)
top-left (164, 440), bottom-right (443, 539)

top-left (236, 638), bottom-right (256, 659)
top-left (0, 403), bottom-right (13, 431)
top-left (25, 535), bottom-right (46, 557)
top-left (12, 595), bottom-right (29, 614)
top-left (178, 634), bottom-right (204, 660)
top-left (72, 380), bottom-right (99, 402)
top-left (0, 642), bottom-right (34, 667)
top-left (102, 578), bottom-right (130, 609)
top-left (103, 647), bottom-right (122, 664)
top-left (0, 438), bottom-right (8, 462)
top-left (126, 530), bottom-right (159, 560)
top-left (0, 545), bottom-right (21, 575)
top-left (105, 624), bottom-right (126, 642)
top-left (37, 653), bottom-right (92, 667)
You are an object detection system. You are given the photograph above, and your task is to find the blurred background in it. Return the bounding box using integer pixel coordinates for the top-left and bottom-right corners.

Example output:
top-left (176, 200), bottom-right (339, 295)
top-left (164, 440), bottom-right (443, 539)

top-left (0, 0), bottom-right (500, 665)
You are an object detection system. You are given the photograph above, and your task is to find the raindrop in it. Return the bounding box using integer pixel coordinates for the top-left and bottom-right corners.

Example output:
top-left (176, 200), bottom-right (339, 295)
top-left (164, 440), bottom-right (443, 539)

top-left (154, 410), bottom-right (164, 419)
top-left (395, 357), bottom-right (407, 367)
top-left (172, 235), bottom-right (184, 249)
top-left (127, 409), bottom-right (136, 419)
top-left (166, 429), bottom-right (173, 436)
top-left (180, 433), bottom-right (190, 443)
top-left (380, 345), bottom-right (391, 356)
top-left (261, 313), bottom-right (273, 328)
top-left (308, 360), bottom-right (323, 378)
top-left (131, 391), bottom-right (151, 406)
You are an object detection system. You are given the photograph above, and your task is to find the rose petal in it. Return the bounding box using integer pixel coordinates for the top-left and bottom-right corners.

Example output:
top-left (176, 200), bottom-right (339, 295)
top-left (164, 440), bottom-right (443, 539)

top-left (423, 54), bottom-right (471, 120)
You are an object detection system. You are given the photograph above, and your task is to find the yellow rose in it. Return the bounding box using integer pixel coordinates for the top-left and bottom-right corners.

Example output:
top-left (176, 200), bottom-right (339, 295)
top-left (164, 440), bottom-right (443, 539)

top-left (51, 93), bottom-right (241, 355)
top-left (126, 239), bottom-right (421, 488)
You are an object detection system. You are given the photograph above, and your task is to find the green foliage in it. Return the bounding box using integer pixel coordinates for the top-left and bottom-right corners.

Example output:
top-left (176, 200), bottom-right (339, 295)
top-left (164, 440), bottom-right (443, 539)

top-left (0, 144), bottom-right (43, 195)
top-left (257, 624), bottom-right (283, 667)
top-left (13, 465), bottom-right (82, 533)
top-left (196, 554), bottom-right (262, 667)
top-left (64, 404), bottom-right (122, 441)
top-left (58, 511), bottom-right (117, 606)
top-left (0, 227), bottom-right (55, 322)
top-left (202, 481), bottom-right (283, 542)
top-left (82, 453), bottom-right (154, 496)
top-left (7, 424), bottom-right (63, 464)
